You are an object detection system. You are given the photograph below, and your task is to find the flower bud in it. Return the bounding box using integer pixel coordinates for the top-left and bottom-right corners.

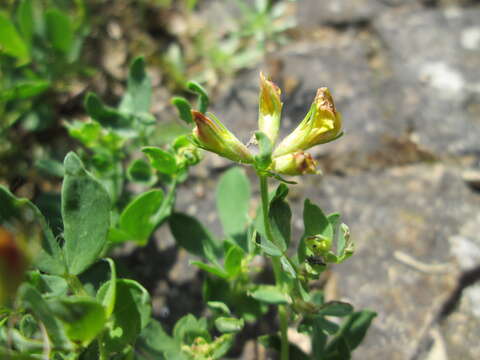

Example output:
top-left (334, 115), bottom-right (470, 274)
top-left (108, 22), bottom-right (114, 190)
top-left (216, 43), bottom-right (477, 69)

top-left (191, 110), bottom-right (254, 164)
top-left (270, 151), bottom-right (318, 175)
top-left (258, 73), bottom-right (283, 144)
top-left (273, 87), bottom-right (342, 157)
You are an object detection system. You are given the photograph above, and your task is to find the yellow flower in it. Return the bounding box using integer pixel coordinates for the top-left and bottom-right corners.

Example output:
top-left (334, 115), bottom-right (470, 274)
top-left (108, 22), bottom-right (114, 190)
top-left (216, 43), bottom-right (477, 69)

top-left (191, 110), bottom-right (254, 164)
top-left (258, 73), bottom-right (283, 144)
top-left (270, 151), bottom-right (319, 175)
top-left (273, 88), bottom-right (342, 157)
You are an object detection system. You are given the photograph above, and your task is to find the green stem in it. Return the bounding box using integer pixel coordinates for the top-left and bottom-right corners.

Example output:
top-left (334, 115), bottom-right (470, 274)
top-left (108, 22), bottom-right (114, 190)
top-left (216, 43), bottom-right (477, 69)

top-left (66, 274), bottom-right (89, 297)
top-left (153, 177), bottom-right (178, 224)
top-left (98, 333), bottom-right (107, 360)
top-left (258, 174), bottom-right (289, 360)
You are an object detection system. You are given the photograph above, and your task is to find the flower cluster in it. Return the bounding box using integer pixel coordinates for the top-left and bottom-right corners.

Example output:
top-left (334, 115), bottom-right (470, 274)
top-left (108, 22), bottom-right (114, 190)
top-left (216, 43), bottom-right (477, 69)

top-left (190, 73), bottom-right (343, 175)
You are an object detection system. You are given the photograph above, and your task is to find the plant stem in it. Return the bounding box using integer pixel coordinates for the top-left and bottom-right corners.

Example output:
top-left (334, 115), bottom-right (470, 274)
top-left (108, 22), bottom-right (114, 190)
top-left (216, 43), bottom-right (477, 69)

top-left (98, 333), bottom-right (107, 360)
top-left (258, 174), bottom-right (289, 360)
top-left (66, 274), bottom-right (89, 297)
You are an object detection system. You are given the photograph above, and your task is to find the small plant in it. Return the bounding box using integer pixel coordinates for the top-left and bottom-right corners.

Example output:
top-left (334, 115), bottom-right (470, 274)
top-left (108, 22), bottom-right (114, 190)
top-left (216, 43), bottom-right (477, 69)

top-left (161, 0), bottom-right (296, 88)
top-left (0, 0), bottom-right (89, 184)
top-left (169, 73), bottom-right (376, 359)
top-left (0, 61), bottom-right (376, 359)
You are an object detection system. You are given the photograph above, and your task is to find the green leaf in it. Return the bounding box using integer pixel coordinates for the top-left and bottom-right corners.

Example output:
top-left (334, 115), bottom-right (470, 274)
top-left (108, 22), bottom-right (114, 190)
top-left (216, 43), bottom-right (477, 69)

top-left (171, 97), bottom-right (193, 124)
top-left (169, 213), bottom-right (219, 263)
top-left (216, 167), bottom-right (251, 238)
top-left (27, 272), bottom-right (68, 297)
top-left (191, 261), bottom-right (228, 279)
top-left (317, 301), bottom-right (353, 317)
top-left (269, 184), bottom-right (291, 251)
top-left (62, 152), bottom-right (110, 275)
top-left (173, 314), bottom-right (210, 345)
top-left (254, 196), bottom-right (284, 257)
top-left (0, 80), bottom-right (50, 102)
top-left (224, 244), bottom-right (245, 277)
top-left (303, 199), bottom-right (332, 238)
top-left (137, 319), bottom-right (184, 359)
top-left (19, 314), bottom-right (38, 338)
top-left (326, 310), bottom-right (377, 356)
top-left (118, 189), bottom-right (165, 245)
top-left (35, 158), bottom-right (64, 178)
top-left (127, 159), bottom-right (154, 184)
top-left (207, 301), bottom-right (231, 315)
top-left (100, 279), bottom-right (151, 353)
top-left (66, 120), bottom-right (102, 148)
top-left (142, 147), bottom-right (177, 175)
top-left (0, 11), bottom-right (30, 65)
top-left (211, 333), bottom-right (235, 359)
top-left (18, 284), bottom-right (71, 349)
top-left (49, 296), bottom-right (106, 345)
top-left (314, 317), bottom-right (340, 335)
top-left (280, 255), bottom-right (296, 278)
top-left (45, 8), bottom-right (74, 55)
top-left (120, 56), bottom-right (152, 114)
top-left (16, 0), bottom-right (34, 43)
top-left (85, 92), bottom-right (131, 130)
top-left (254, 210), bottom-right (282, 256)
top-left (254, 131), bottom-right (272, 170)
top-left (311, 319), bottom-right (328, 356)
top-left (214, 317), bottom-right (244, 333)
top-left (250, 285), bottom-right (289, 305)
top-left (0, 186), bottom-right (65, 275)
top-left (298, 199), bottom-right (332, 263)
top-left (187, 81), bottom-right (209, 114)
top-left (96, 258), bottom-right (117, 318)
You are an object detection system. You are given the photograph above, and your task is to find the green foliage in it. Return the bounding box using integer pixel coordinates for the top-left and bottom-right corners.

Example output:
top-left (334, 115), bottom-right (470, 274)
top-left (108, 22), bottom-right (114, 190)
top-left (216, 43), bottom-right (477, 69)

top-left (1, 47), bottom-right (374, 360)
top-left (216, 167), bottom-right (251, 238)
top-left (49, 296), bottom-right (106, 345)
top-left (0, 0), bottom-right (88, 130)
top-left (62, 152), bottom-right (110, 275)
top-left (169, 213), bottom-right (219, 263)
top-left (115, 189), bottom-right (165, 245)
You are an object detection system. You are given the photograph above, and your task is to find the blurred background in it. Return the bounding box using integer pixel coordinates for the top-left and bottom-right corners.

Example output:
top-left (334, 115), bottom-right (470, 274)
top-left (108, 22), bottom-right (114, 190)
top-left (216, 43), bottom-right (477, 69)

top-left (1, 0), bottom-right (480, 359)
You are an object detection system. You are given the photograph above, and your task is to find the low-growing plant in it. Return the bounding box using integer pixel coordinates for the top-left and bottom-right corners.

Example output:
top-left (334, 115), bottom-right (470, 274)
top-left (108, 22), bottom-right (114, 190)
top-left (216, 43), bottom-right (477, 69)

top-left (161, 0), bottom-right (296, 88)
top-left (0, 60), bottom-right (376, 359)
top-left (0, 0), bottom-right (90, 184)
top-left (169, 73), bottom-right (377, 359)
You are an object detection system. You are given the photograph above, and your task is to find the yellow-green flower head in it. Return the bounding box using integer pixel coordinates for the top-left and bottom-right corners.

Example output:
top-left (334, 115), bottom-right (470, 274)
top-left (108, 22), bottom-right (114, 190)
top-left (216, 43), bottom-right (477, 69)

top-left (191, 110), bottom-right (254, 164)
top-left (270, 151), bottom-right (319, 175)
top-left (258, 72), bottom-right (283, 144)
top-left (273, 87), bottom-right (342, 157)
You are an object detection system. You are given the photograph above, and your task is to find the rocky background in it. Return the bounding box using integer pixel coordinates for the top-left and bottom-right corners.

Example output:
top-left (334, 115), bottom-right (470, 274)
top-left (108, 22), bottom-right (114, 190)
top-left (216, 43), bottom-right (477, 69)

top-left (130, 1), bottom-right (480, 359)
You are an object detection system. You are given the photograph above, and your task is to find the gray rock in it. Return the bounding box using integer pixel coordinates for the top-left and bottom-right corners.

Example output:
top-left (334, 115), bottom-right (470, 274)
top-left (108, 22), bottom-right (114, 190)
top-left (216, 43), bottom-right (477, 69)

top-left (297, 0), bottom-right (391, 26)
top-left (374, 8), bottom-right (480, 157)
top-left (439, 282), bottom-right (480, 360)
top-left (298, 163), bottom-right (480, 359)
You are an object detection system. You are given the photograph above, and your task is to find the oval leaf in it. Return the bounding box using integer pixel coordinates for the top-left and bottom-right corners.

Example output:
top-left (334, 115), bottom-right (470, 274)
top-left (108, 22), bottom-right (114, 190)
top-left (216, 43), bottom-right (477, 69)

top-left (62, 152), bottom-right (110, 275)
top-left (142, 147), bottom-right (177, 175)
top-left (214, 317), bottom-right (244, 333)
top-left (216, 167), bottom-right (251, 238)
top-left (250, 285), bottom-right (288, 305)
top-left (118, 189), bottom-right (165, 245)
